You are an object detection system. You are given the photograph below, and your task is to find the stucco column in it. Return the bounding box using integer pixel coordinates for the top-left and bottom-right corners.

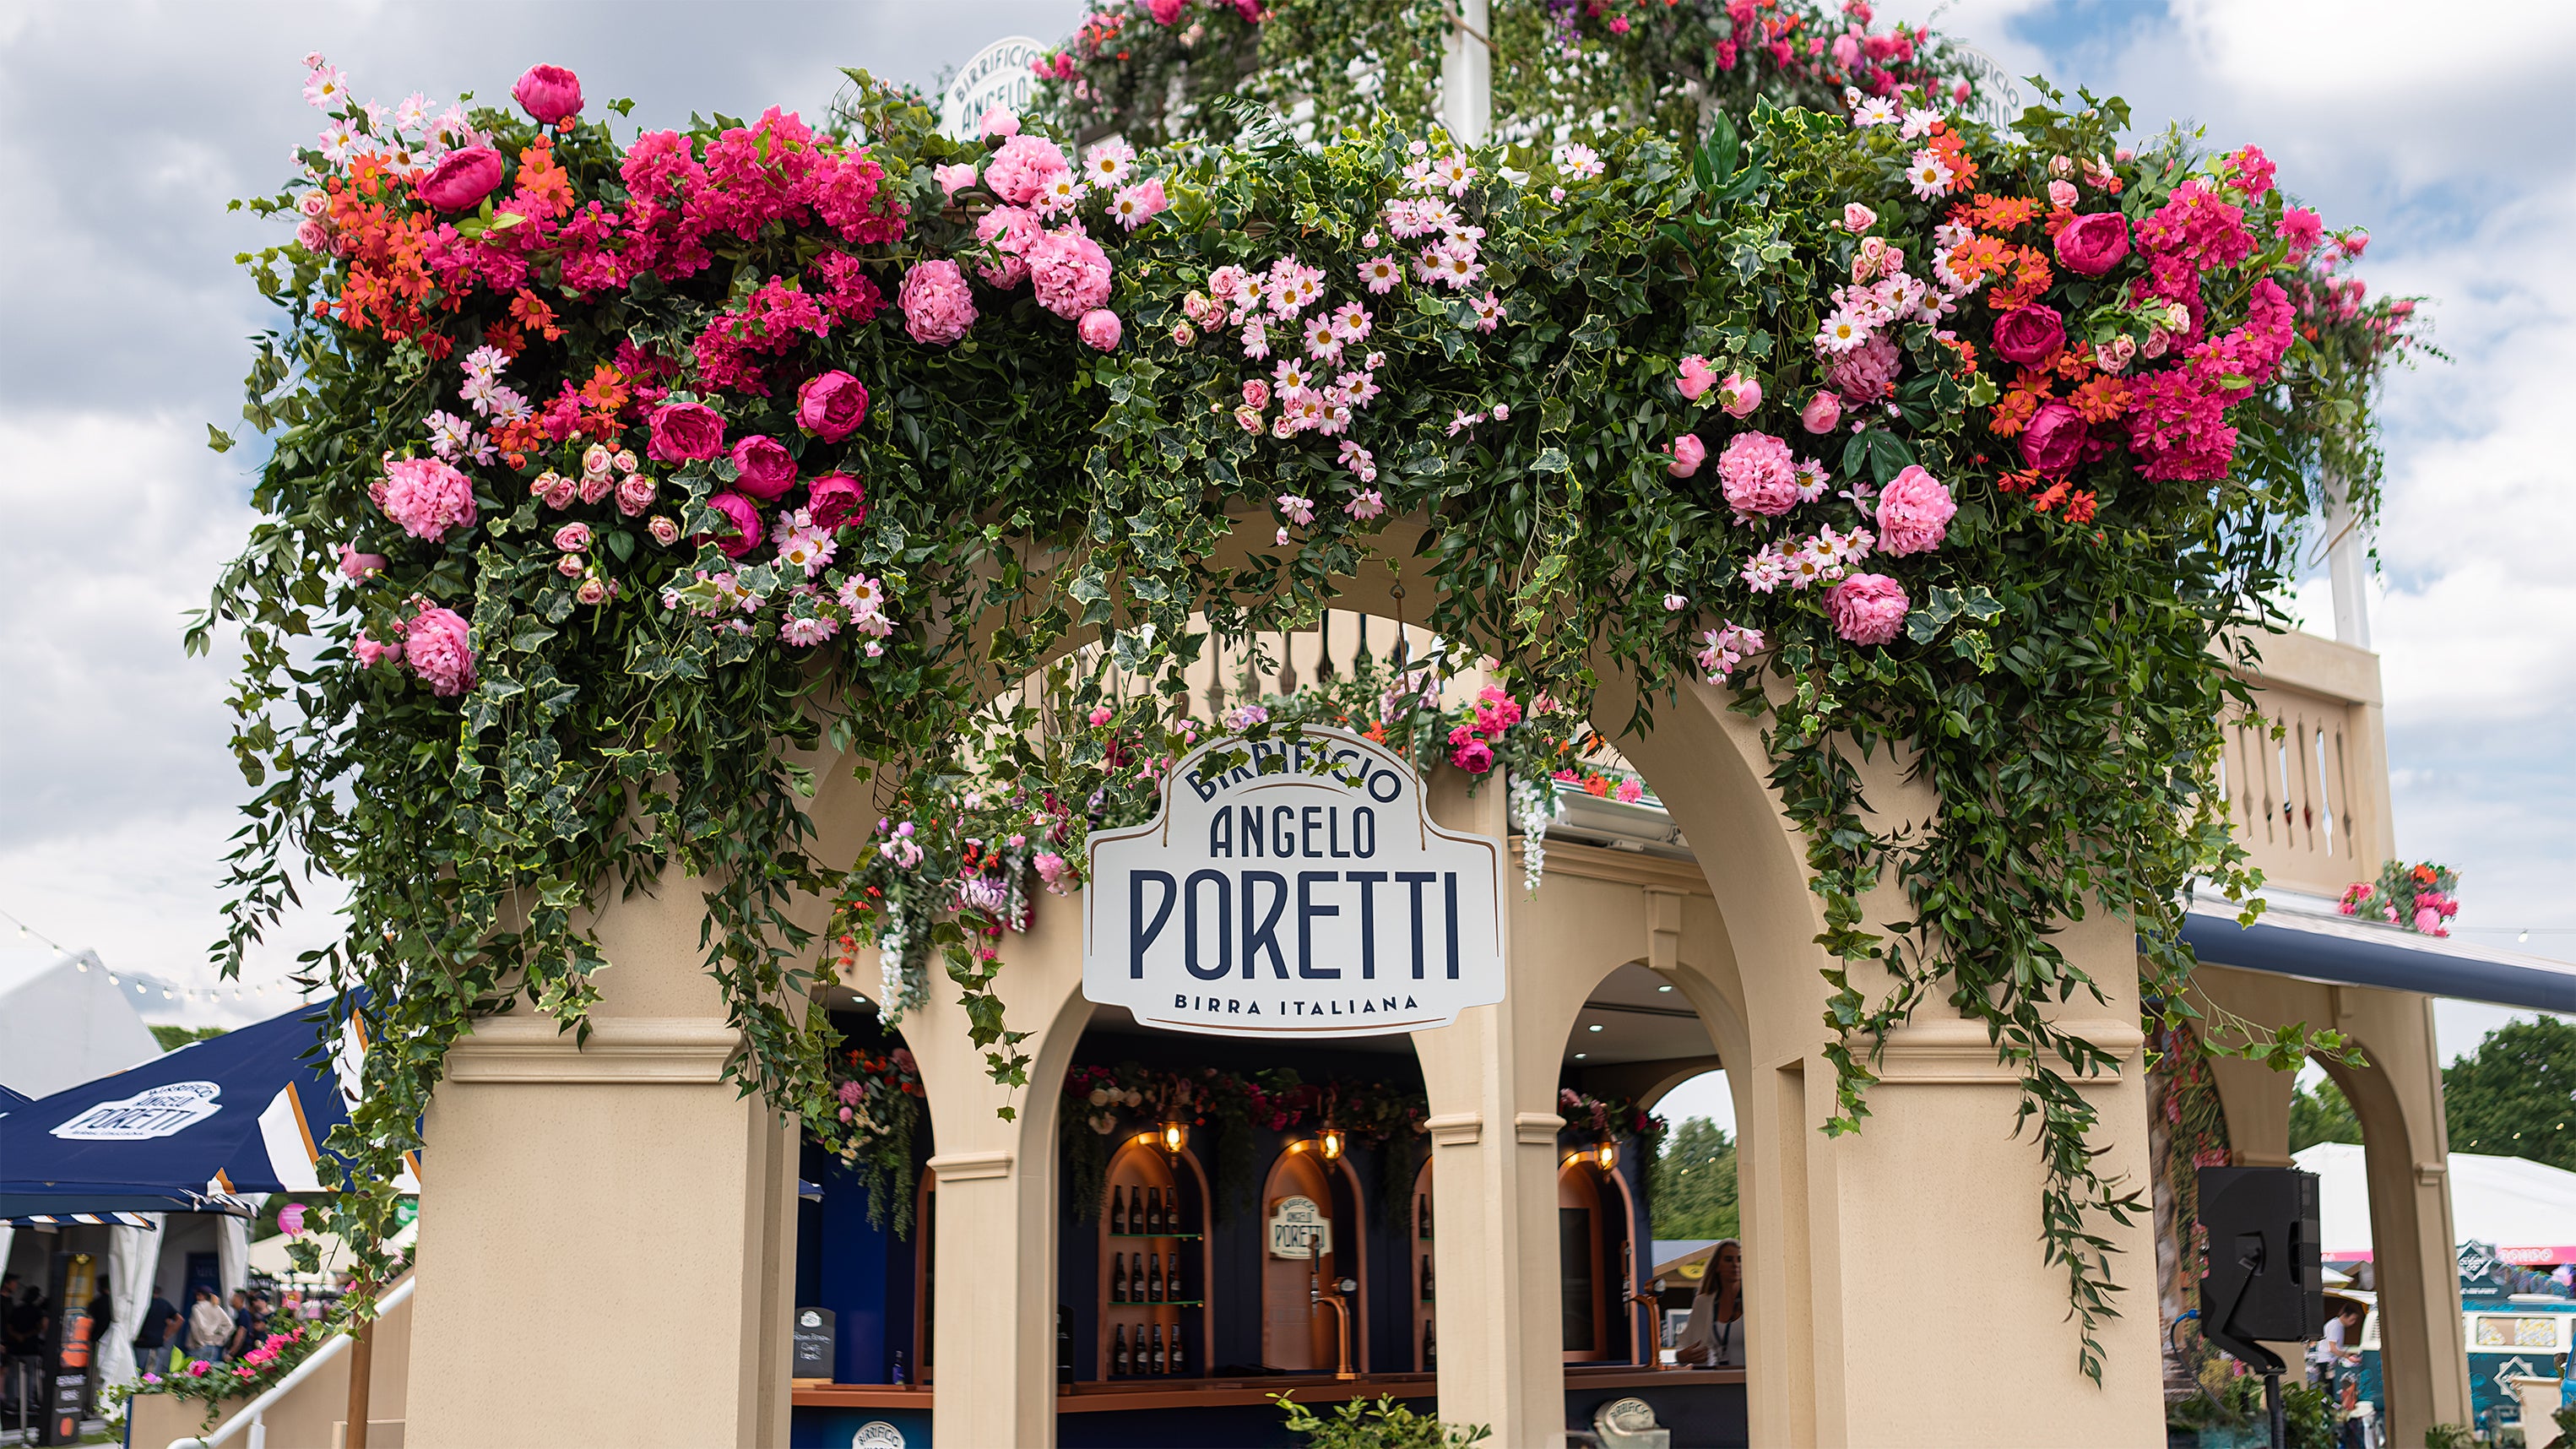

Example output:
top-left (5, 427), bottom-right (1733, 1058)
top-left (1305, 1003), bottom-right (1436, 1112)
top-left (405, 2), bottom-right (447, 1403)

top-left (1410, 769), bottom-right (1568, 1445)
top-left (406, 866), bottom-right (797, 1449)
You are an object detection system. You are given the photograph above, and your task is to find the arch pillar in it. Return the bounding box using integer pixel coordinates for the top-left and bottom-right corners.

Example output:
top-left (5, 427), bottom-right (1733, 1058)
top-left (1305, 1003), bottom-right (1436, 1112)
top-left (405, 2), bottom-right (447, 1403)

top-left (1614, 675), bottom-right (2167, 1446)
top-left (2191, 966), bottom-right (2471, 1443)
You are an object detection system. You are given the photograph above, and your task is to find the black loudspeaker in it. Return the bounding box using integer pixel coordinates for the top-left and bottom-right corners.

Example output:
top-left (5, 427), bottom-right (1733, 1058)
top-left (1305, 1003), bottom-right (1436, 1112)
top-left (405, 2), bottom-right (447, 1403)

top-left (2197, 1165), bottom-right (2324, 1356)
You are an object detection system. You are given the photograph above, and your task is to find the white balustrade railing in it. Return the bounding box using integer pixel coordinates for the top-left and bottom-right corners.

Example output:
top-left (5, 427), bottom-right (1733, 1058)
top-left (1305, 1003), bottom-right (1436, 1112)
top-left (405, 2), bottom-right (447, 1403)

top-left (166, 1275), bottom-right (415, 1449)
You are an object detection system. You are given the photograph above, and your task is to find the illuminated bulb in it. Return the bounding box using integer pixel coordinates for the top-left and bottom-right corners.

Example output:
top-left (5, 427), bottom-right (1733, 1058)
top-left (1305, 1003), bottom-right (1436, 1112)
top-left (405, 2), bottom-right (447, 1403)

top-left (1573, 1052), bottom-right (1588, 1061)
top-left (75, 960), bottom-right (89, 972)
top-left (107, 974), bottom-right (119, 985)
top-left (2519, 931), bottom-right (2530, 943)
top-left (1161, 1120), bottom-right (1189, 1155)
top-left (1656, 984), bottom-right (1673, 993)
top-left (1587, 1023), bottom-right (1604, 1033)
top-left (1597, 1139), bottom-right (1619, 1173)
top-left (1320, 1127), bottom-right (1345, 1160)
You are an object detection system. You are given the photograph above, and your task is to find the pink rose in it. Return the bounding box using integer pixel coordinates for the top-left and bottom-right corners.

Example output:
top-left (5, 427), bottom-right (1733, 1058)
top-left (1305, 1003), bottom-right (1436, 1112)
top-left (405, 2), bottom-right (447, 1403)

top-left (1718, 372), bottom-right (1762, 419)
top-left (295, 218), bottom-right (334, 252)
top-left (807, 472), bottom-right (867, 530)
top-left (1825, 573), bottom-right (1908, 646)
top-left (2095, 335), bottom-right (2136, 374)
top-left (2053, 210), bottom-right (2131, 277)
top-left (1449, 737), bottom-right (1495, 774)
top-left (1842, 203), bottom-right (1876, 232)
top-left (553, 522), bottom-right (592, 552)
top-left (575, 577), bottom-right (608, 606)
top-left (2413, 907), bottom-right (2441, 935)
top-left (1676, 355), bottom-right (1718, 401)
top-left (647, 402), bottom-right (726, 463)
top-left (700, 491), bottom-right (763, 559)
top-left (977, 106), bottom-right (1020, 139)
top-left (1668, 434), bottom-right (1706, 477)
top-left (1242, 378), bottom-right (1271, 410)
top-left (338, 545), bottom-right (386, 580)
top-left (648, 516), bottom-right (682, 546)
top-left (1873, 465), bottom-right (1955, 556)
top-left (353, 630), bottom-right (401, 669)
top-left (511, 64), bottom-right (583, 125)
top-left (1027, 228), bottom-right (1114, 320)
top-left (2047, 179), bottom-right (2079, 209)
top-left (1801, 392), bottom-right (1841, 434)
top-left (1991, 305), bottom-right (2067, 366)
top-left (415, 147), bottom-right (504, 211)
top-left (404, 605), bottom-right (476, 697)
top-left (615, 475), bottom-right (657, 517)
top-left (934, 162), bottom-right (979, 197)
top-left (1716, 431), bottom-right (1799, 517)
top-left (2020, 400), bottom-right (2090, 475)
top-left (729, 435), bottom-right (798, 502)
top-left (1077, 308), bottom-right (1123, 350)
top-left (371, 457), bottom-right (478, 542)
top-left (898, 258), bottom-right (978, 345)
top-left (1149, 0), bottom-right (1186, 20)
top-left (796, 371), bottom-right (870, 442)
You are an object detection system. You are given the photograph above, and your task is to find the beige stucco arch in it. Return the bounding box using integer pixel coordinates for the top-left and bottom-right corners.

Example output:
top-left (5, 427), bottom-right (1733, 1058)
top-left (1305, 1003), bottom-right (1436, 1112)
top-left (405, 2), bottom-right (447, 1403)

top-left (403, 512), bottom-right (2170, 1447)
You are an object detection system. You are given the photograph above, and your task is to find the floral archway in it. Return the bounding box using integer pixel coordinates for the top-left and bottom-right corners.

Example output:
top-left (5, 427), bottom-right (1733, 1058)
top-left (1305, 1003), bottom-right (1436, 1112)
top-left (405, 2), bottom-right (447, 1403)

top-left (200, 45), bottom-right (2416, 1380)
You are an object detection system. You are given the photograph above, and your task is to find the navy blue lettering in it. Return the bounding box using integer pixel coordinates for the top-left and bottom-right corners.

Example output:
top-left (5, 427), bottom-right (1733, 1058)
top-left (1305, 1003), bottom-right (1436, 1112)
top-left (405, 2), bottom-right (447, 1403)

top-left (1396, 871), bottom-right (1437, 980)
top-left (1241, 871), bottom-right (1289, 979)
top-left (1131, 871), bottom-right (1177, 980)
top-left (1346, 871), bottom-right (1386, 979)
top-left (1297, 871), bottom-right (1342, 979)
top-left (1184, 870), bottom-right (1233, 980)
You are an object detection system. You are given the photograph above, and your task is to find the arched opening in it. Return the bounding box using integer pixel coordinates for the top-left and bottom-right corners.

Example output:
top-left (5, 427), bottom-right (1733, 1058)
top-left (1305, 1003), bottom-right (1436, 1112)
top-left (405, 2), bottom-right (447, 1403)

top-left (792, 990), bottom-right (935, 1390)
top-left (1260, 1140), bottom-right (1368, 1373)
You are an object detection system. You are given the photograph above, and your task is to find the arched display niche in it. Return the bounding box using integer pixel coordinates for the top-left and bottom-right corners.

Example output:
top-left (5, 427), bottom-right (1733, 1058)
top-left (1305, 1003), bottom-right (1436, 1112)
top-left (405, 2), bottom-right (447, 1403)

top-left (1260, 1137), bottom-right (1371, 1375)
top-left (1096, 1131), bottom-right (1213, 1379)
top-left (1408, 1154), bottom-right (1435, 1372)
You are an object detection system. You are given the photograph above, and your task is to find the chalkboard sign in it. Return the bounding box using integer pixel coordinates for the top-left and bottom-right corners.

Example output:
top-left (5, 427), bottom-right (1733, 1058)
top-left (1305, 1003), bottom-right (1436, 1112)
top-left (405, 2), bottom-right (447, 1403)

top-left (793, 1306), bottom-right (836, 1380)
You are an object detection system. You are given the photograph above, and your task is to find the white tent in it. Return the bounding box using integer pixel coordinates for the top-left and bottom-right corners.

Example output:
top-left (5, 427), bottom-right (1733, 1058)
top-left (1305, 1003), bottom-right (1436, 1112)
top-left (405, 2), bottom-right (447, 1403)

top-left (0, 947), bottom-right (162, 1099)
top-left (2295, 1142), bottom-right (2576, 1265)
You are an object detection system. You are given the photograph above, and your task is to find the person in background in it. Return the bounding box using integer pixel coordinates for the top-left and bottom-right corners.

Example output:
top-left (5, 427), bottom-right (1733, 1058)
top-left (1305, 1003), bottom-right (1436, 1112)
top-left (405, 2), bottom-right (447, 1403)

top-left (226, 1288), bottom-right (260, 1359)
top-left (1672, 1239), bottom-right (1745, 1369)
top-left (185, 1288), bottom-right (232, 1365)
top-left (2319, 1300), bottom-right (2365, 1376)
top-left (134, 1285), bottom-right (179, 1377)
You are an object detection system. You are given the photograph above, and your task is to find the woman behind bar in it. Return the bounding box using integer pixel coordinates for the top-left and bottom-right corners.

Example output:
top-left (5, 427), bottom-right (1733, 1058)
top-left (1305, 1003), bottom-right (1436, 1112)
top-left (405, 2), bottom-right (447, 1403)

top-left (1673, 1240), bottom-right (1744, 1370)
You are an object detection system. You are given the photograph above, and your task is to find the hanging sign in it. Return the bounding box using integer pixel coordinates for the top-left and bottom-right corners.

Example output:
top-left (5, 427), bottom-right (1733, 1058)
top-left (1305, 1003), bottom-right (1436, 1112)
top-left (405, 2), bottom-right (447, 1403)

top-left (1082, 729), bottom-right (1506, 1038)
top-left (1268, 1196), bottom-right (1332, 1260)
top-left (935, 37), bottom-right (1048, 141)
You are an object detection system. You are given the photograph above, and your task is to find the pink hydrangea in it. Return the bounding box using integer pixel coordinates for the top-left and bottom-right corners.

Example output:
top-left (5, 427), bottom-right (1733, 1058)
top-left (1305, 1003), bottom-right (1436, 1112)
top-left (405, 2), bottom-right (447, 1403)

top-left (1874, 466), bottom-right (1955, 556)
top-left (1026, 228), bottom-right (1113, 319)
top-left (404, 605), bottom-right (477, 697)
top-left (371, 457), bottom-right (478, 541)
top-left (898, 258), bottom-right (978, 345)
top-left (1716, 432), bottom-right (1799, 517)
top-left (983, 135), bottom-right (1071, 206)
top-left (1825, 573), bottom-right (1909, 646)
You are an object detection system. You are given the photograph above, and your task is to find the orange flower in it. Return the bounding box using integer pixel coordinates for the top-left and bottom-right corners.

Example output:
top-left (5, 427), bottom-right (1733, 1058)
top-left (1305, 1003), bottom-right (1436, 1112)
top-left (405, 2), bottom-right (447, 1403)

top-left (2069, 374), bottom-right (2133, 424)
top-left (2061, 490), bottom-right (2099, 524)
top-left (510, 290), bottom-right (563, 342)
top-left (512, 140), bottom-right (577, 220)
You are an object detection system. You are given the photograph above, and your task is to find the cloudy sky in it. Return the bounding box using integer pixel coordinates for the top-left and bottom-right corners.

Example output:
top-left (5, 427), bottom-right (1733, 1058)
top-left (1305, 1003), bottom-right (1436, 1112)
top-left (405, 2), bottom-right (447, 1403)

top-left (1, 2), bottom-right (2565, 1066)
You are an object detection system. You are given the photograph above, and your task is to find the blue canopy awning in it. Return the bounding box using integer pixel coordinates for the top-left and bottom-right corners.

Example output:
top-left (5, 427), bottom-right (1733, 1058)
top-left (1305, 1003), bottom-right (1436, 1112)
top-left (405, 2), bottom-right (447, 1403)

top-left (0, 1082), bottom-right (30, 1114)
top-left (0, 996), bottom-right (386, 1218)
top-left (2180, 898), bottom-right (2576, 1014)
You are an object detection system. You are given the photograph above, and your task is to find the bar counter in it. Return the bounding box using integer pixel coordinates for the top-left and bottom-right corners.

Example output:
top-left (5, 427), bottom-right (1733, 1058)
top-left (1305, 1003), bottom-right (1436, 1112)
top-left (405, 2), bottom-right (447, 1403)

top-left (791, 1363), bottom-right (1747, 1411)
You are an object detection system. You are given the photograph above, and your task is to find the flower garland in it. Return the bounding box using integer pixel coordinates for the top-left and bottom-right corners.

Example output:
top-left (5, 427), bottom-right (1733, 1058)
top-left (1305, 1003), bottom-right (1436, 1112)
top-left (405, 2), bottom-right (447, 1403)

top-left (820, 1042), bottom-right (928, 1234)
top-left (109, 1312), bottom-right (316, 1432)
top-left (206, 55), bottom-right (2403, 1378)
top-left (2340, 860), bottom-right (2460, 937)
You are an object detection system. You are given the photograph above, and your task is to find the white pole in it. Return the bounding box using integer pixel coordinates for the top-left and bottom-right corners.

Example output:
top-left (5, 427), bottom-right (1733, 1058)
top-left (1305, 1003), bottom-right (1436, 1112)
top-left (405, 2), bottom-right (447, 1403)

top-left (1441, 0), bottom-right (1492, 144)
top-left (2321, 470), bottom-right (2373, 650)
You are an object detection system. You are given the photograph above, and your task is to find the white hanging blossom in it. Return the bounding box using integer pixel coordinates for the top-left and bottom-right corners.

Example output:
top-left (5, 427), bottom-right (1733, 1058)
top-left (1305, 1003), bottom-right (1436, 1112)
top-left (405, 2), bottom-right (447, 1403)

top-left (877, 894), bottom-right (924, 1024)
top-left (1511, 773), bottom-right (1556, 897)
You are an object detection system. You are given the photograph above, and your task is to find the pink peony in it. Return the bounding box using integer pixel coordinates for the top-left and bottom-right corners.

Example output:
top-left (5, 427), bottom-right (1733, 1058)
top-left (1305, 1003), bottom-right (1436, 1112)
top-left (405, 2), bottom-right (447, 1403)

top-left (1801, 391), bottom-right (1841, 434)
top-left (1026, 228), bottom-right (1114, 319)
top-left (415, 147), bottom-right (504, 211)
top-left (807, 472), bottom-right (867, 530)
top-left (1825, 573), bottom-right (1908, 646)
top-left (1676, 355), bottom-right (1718, 401)
top-left (1825, 331), bottom-right (1900, 400)
top-left (700, 491), bottom-right (763, 559)
top-left (338, 544), bottom-right (386, 580)
top-left (1077, 308), bottom-right (1123, 350)
top-left (1718, 372), bottom-right (1762, 419)
top-left (898, 259), bottom-right (978, 345)
top-left (1874, 466), bottom-right (1955, 556)
top-left (1668, 434), bottom-right (1706, 477)
top-left (2053, 210), bottom-right (2131, 276)
top-left (796, 371), bottom-right (870, 442)
top-left (371, 457), bottom-right (478, 542)
top-left (1992, 304), bottom-right (2067, 366)
top-left (404, 605), bottom-right (476, 697)
top-left (973, 204), bottom-right (1042, 287)
top-left (977, 106), bottom-right (1021, 139)
top-left (729, 435), bottom-right (798, 502)
top-left (984, 135), bottom-right (1071, 206)
top-left (647, 402), bottom-right (726, 463)
top-left (934, 162), bottom-right (980, 197)
top-left (512, 64), bottom-right (583, 124)
top-left (1149, 0), bottom-right (1186, 20)
top-left (1716, 432), bottom-right (1799, 517)
top-left (2020, 400), bottom-right (2091, 475)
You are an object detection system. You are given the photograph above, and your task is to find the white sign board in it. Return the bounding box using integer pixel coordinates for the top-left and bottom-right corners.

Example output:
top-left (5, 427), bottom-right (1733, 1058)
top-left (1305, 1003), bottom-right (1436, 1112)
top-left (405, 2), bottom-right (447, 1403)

top-left (1268, 1195), bottom-right (1331, 1259)
top-left (51, 1081), bottom-right (223, 1141)
top-left (1082, 729), bottom-right (1506, 1038)
top-left (937, 36), bottom-right (1049, 141)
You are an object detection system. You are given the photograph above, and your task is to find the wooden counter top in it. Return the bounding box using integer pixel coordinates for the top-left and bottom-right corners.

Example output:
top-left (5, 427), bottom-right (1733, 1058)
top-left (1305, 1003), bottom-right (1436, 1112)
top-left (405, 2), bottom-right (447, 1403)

top-left (791, 1365), bottom-right (1743, 1413)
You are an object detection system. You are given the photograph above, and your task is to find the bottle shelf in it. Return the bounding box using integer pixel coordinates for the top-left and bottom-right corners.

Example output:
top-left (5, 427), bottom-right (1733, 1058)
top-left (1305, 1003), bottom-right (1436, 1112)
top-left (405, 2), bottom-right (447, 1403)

top-left (1108, 1300), bottom-right (1204, 1309)
top-left (1107, 1232), bottom-right (1202, 1240)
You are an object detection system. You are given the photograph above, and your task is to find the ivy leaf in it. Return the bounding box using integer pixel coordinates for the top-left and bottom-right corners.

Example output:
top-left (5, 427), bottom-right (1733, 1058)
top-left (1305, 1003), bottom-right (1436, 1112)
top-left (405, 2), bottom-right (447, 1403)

top-left (1532, 448), bottom-right (1571, 474)
top-left (206, 425), bottom-right (236, 453)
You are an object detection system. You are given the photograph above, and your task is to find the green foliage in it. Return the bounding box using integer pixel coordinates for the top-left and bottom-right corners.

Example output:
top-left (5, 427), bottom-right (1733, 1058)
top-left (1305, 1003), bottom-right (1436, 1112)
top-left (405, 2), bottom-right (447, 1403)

top-left (2288, 1072), bottom-right (2362, 1153)
top-left (1649, 1115), bottom-right (1738, 1240)
top-left (2443, 1016), bottom-right (2576, 1170)
top-left (2421, 1422), bottom-right (2473, 1449)
top-left (150, 1023), bottom-right (228, 1052)
top-left (1272, 1392), bottom-right (1492, 1449)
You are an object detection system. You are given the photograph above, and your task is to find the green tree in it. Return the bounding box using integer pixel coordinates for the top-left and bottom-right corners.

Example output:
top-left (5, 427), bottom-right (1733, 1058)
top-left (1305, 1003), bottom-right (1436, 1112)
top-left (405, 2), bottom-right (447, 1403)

top-left (1650, 1116), bottom-right (1738, 1240)
top-left (2443, 1017), bottom-right (2576, 1170)
top-left (150, 1024), bottom-right (226, 1052)
top-left (2288, 1072), bottom-right (2362, 1153)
